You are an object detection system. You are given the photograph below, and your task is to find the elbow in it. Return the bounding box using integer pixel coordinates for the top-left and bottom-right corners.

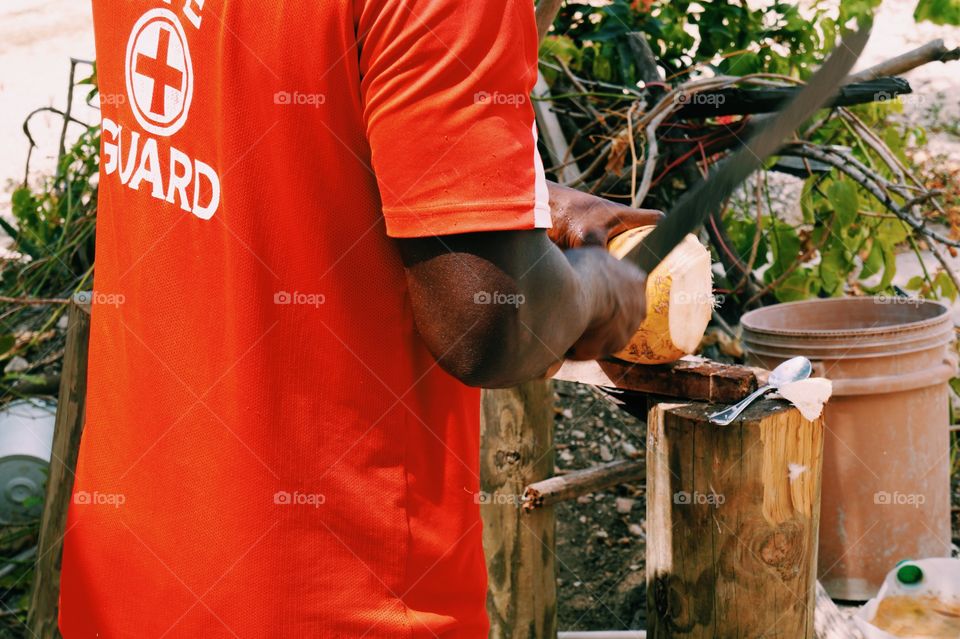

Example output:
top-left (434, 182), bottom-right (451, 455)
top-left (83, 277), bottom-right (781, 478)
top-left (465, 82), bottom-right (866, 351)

top-left (442, 360), bottom-right (502, 389)
top-left (420, 305), bottom-right (528, 389)
top-left (440, 353), bottom-right (518, 389)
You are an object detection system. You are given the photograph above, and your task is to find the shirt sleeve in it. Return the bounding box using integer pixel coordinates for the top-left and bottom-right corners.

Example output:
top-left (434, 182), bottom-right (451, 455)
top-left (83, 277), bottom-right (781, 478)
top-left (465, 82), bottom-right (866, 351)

top-left (356, 0), bottom-right (552, 238)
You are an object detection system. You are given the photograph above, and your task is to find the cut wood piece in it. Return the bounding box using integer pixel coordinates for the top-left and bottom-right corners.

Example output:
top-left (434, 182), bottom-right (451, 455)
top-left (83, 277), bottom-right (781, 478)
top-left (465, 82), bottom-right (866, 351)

top-left (554, 356), bottom-right (764, 403)
top-left (647, 399), bottom-right (824, 639)
top-left (608, 227), bottom-right (713, 364)
top-left (481, 381), bottom-right (557, 639)
top-left (523, 459), bottom-right (645, 511)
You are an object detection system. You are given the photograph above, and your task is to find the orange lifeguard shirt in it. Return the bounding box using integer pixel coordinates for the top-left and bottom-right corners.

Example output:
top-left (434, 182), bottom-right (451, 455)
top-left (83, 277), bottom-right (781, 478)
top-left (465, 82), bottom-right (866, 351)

top-left (60, 1), bottom-right (550, 637)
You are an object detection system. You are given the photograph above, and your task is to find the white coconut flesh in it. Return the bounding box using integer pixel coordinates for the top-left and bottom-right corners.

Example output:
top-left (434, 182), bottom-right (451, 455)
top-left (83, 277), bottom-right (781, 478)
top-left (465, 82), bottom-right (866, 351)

top-left (777, 378), bottom-right (833, 421)
top-left (607, 226), bottom-right (714, 364)
top-left (665, 245), bottom-right (714, 354)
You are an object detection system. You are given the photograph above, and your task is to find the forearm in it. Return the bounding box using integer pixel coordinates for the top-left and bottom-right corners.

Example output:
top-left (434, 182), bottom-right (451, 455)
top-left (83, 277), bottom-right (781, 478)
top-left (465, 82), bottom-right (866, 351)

top-left (399, 231), bottom-right (639, 388)
top-left (480, 244), bottom-right (607, 387)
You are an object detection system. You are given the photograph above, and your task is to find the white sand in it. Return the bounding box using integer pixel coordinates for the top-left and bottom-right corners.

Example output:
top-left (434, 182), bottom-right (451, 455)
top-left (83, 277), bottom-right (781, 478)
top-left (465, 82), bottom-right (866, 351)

top-left (0, 0), bottom-right (96, 213)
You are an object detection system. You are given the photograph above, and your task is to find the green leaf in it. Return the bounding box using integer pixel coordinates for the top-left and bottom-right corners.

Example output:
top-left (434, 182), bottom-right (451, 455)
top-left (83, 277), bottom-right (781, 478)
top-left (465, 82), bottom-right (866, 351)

top-left (800, 182), bottom-right (817, 225)
top-left (904, 275), bottom-right (926, 291)
top-left (592, 44), bottom-right (614, 82)
top-left (725, 215), bottom-right (768, 269)
top-left (820, 244), bottom-right (850, 295)
top-left (765, 220), bottom-right (801, 279)
top-left (839, 224), bottom-right (865, 252)
top-left (874, 218), bottom-right (909, 247)
top-left (914, 0), bottom-right (960, 25)
top-left (0, 335), bottom-right (15, 359)
top-left (720, 51), bottom-right (762, 76)
top-left (860, 241), bottom-right (884, 280)
top-left (862, 244), bottom-right (897, 294)
top-left (934, 271), bottom-right (958, 301)
top-left (775, 269), bottom-right (819, 302)
top-left (827, 180), bottom-right (859, 227)
top-left (540, 35), bottom-right (582, 72)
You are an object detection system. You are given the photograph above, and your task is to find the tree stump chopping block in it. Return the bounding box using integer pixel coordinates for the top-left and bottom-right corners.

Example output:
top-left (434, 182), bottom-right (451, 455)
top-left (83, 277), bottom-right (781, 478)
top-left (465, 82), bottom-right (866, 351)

top-left (646, 399), bottom-right (824, 639)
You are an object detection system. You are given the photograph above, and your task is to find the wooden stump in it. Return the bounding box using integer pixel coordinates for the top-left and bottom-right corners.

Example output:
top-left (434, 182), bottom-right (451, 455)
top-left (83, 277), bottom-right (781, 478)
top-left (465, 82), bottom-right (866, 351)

top-left (481, 381), bottom-right (557, 639)
top-left (646, 399), bottom-right (823, 639)
top-left (27, 300), bottom-right (91, 639)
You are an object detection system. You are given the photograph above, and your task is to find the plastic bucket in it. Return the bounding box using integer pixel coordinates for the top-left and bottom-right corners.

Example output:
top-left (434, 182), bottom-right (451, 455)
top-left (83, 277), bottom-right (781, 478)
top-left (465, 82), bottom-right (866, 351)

top-left (741, 297), bottom-right (955, 600)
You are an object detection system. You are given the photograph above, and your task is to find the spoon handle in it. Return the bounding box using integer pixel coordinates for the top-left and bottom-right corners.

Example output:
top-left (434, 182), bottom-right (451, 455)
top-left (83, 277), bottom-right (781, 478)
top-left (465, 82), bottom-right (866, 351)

top-left (709, 385), bottom-right (772, 426)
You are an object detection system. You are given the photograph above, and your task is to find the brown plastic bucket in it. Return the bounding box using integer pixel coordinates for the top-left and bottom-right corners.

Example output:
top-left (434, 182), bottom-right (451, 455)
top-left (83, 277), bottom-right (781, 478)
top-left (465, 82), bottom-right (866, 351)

top-left (741, 297), bottom-right (955, 600)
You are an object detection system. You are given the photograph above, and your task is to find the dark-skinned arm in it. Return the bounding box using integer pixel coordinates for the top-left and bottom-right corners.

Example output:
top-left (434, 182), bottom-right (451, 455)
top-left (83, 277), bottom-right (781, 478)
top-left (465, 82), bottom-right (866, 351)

top-left (397, 185), bottom-right (662, 389)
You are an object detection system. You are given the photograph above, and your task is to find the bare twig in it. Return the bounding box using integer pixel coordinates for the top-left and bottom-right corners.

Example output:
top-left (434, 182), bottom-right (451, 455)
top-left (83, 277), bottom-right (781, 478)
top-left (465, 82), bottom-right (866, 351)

top-left (783, 144), bottom-right (960, 248)
top-left (846, 39), bottom-right (960, 84)
top-left (0, 296), bottom-right (70, 306)
top-left (535, 0), bottom-right (564, 44)
top-left (522, 459), bottom-right (644, 511)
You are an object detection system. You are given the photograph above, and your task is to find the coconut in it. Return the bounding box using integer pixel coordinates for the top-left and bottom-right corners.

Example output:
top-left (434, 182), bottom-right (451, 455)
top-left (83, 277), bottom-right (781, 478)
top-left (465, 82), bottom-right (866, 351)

top-left (607, 225), bottom-right (713, 364)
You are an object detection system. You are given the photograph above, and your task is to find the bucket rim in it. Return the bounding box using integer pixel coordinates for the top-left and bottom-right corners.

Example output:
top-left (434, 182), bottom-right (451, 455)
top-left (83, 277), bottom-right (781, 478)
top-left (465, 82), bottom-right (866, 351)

top-left (741, 297), bottom-right (952, 338)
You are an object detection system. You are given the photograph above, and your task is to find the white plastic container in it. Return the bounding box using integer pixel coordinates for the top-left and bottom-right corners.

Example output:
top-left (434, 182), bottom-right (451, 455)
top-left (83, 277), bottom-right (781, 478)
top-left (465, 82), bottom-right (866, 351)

top-left (0, 399), bottom-right (55, 524)
top-left (854, 558), bottom-right (960, 638)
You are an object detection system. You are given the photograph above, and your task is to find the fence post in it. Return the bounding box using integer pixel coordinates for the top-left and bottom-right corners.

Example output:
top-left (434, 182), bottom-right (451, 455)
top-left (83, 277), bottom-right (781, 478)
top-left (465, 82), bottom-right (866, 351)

top-left (481, 381), bottom-right (558, 639)
top-left (27, 300), bottom-right (91, 639)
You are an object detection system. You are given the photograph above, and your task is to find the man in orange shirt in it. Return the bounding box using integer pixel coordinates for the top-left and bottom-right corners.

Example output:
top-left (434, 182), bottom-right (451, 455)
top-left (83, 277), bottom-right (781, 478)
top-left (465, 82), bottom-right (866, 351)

top-left (60, 1), bottom-right (656, 636)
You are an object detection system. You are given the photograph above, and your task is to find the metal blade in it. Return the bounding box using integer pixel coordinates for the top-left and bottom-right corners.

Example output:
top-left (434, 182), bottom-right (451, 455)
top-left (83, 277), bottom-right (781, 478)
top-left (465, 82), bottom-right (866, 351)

top-left (625, 25), bottom-right (871, 274)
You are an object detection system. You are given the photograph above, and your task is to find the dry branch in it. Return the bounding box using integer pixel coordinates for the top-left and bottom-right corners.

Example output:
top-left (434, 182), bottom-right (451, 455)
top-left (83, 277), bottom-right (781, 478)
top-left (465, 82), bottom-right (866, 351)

top-left (846, 39), bottom-right (960, 84)
top-left (522, 459), bottom-right (644, 511)
top-left (535, 0), bottom-right (564, 44)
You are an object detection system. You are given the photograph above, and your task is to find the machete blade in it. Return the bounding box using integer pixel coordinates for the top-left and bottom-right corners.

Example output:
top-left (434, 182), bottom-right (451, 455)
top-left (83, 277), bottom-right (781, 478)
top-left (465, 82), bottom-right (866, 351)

top-left (625, 25), bottom-right (871, 274)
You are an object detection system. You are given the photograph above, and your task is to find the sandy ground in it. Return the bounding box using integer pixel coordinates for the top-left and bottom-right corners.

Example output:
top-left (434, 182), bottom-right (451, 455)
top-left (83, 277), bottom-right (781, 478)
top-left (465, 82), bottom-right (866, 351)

top-left (0, 0), bottom-right (96, 211)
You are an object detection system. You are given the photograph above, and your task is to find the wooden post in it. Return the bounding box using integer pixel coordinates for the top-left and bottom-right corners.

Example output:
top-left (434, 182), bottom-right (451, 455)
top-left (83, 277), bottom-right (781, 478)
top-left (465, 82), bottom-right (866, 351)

top-left (646, 399), bottom-right (823, 639)
top-left (480, 381), bottom-right (557, 639)
top-left (27, 300), bottom-right (91, 639)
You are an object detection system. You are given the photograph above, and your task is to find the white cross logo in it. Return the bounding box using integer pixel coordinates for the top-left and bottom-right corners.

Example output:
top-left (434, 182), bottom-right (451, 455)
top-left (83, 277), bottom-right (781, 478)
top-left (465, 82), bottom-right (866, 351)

top-left (125, 8), bottom-right (194, 137)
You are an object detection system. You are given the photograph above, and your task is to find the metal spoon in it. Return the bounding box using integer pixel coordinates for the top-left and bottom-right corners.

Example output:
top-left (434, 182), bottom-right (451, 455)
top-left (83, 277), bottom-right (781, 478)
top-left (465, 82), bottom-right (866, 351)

top-left (709, 356), bottom-right (813, 426)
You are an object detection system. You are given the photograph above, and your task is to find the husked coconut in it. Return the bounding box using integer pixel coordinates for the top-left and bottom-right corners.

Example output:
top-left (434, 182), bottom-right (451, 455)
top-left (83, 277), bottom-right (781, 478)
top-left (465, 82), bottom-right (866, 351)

top-left (606, 226), bottom-right (713, 364)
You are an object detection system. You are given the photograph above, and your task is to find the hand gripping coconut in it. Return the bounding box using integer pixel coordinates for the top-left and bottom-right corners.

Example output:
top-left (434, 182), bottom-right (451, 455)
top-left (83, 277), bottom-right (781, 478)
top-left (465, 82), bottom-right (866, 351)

top-left (607, 226), bottom-right (713, 364)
